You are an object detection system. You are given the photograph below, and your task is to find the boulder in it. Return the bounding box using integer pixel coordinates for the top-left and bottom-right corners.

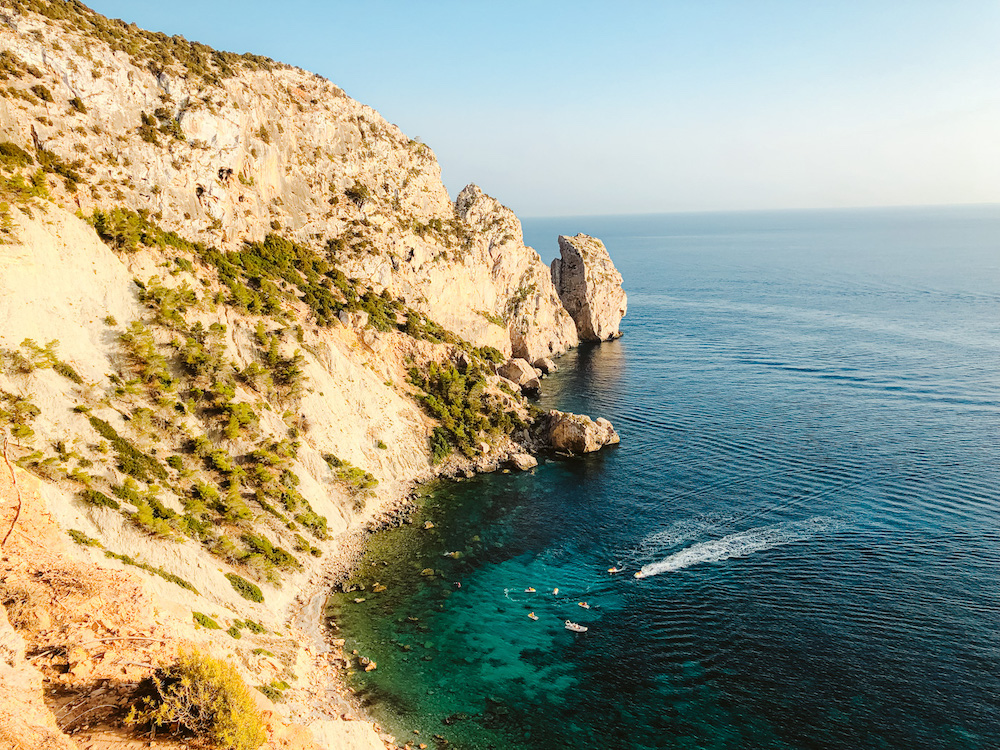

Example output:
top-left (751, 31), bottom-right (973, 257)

top-left (545, 410), bottom-right (620, 454)
top-left (498, 357), bottom-right (540, 384)
top-left (533, 357), bottom-right (557, 375)
top-left (551, 234), bottom-right (627, 341)
top-left (510, 453), bottom-right (538, 471)
top-left (338, 309), bottom-right (369, 329)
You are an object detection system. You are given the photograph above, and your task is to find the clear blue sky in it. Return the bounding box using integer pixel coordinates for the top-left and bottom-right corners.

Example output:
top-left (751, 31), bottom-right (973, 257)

top-left (85, 1), bottom-right (1000, 217)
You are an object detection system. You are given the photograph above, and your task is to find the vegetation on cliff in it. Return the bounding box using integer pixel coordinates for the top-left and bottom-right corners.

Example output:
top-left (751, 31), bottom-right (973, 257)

top-left (126, 648), bottom-right (266, 750)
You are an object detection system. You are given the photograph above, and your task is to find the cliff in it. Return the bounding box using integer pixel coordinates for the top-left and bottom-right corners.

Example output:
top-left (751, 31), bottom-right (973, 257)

top-left (0, 2), bottom-right (625, 748)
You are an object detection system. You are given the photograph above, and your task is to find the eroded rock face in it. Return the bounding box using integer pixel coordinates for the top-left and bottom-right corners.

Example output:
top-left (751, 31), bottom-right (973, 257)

top-left (545, 410), bottom-right (620, 454)
top-left (551, 234), bottom-right (627, 341)
top-left (455, 186), bottom-right (579, 361)
top-left (0, 18), bottom-right (575, 365)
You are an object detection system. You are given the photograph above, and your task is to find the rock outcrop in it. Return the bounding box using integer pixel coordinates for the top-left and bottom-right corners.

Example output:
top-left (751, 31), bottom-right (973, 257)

top-left (498, 357), bottom-right (542, 393)
top-left (551, 234), bottom-right (628, 341)
top-left (453, 185), bottom-right (579, 360)
top-left (545, 410), bottom-right (621, 454)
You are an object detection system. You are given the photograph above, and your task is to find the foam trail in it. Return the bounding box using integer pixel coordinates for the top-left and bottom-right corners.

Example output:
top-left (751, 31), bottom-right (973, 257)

top-left (635, 517), bottom-right (839, 578)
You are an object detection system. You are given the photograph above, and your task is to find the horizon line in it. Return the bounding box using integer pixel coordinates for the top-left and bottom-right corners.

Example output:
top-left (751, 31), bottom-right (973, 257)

top-left (517, 201), bottom-right (1000, 222)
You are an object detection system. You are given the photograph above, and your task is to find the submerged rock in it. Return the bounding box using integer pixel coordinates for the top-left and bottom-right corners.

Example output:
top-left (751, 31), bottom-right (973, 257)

top-left (545, 410), bottom-right (620, 454)
top-left (551, 234), bottom-right (627, 341)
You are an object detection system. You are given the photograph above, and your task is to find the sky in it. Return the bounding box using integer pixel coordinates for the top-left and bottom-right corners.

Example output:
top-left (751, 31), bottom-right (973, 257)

top-left (84, 1), bottom-right (1000, 217)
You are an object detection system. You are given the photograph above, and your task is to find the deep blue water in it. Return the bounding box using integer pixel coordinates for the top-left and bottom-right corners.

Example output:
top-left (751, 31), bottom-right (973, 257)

top-left (330, 204), bottom-right (1000, 750)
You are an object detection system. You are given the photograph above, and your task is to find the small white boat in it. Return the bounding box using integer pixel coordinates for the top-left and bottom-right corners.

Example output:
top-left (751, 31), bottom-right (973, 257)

top-left (553, 588), bottom-right (559, 595)
top-left (565, 620), bottom-right (588, 633)
top-left (608, 566), bottom-right (623, 574)
top-left (578, 601), bottom-right (591, 609)
top-left (528, 612), bottom-right (539, 621)
top-left (525, 587), bottom-right (536, 593)
top-left (634, 570), bottom-right (647, 579)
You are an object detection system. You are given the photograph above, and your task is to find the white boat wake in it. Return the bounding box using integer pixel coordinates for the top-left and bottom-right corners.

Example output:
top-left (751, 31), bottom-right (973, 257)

top-left (634, 517), bottom-right (839, 578)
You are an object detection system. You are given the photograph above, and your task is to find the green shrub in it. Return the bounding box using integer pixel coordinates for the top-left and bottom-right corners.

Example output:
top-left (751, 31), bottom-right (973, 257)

top-left (294, 510), bottom-right (328, 540)
top-left (243, 619), bottom-right (266, 634)
top-left (67, 528), bottom-right (101, 547)
top-left (126, 648), bottom-right (265, 750)
top-left (193, 611), bottom-right (221, 629)
top-left (30, 84), bottom-right (53, 102)
top-left (53, 360), bottom-right (83, 383)
top-left (79, 488), bottom-right (120, 510)
top-left (225, 573), bottom-right (263, 603)
top-left (89, 416), bottom-right (167, 482)
top-left (409, 360), bottom-right (526, 459)
top-left (241, 532), bottom-right (301, 571)
top-left (254, 682), bottom-right (285, 703)
top-left (429, 426), bottom-right (452, 464)
top-left (227, 625), bottom-right (242, 639)
top-left (68, 95), bottom-right (87, 113)
top-left (322, 453), bottom-right (378, 495)
top-left (104, 550), bottom-right (199, 594)
top-left (0, 141), bottom-right (34, 169)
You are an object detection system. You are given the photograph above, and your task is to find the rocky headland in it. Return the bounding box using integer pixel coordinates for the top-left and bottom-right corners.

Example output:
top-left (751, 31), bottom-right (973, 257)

top-left (0, 2), bottom-right (626, 748)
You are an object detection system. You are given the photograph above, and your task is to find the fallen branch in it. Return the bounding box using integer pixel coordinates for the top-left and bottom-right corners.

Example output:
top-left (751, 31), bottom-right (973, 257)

top-left (77, 636), bottom-right (168, 647)
top-left (62, 703), bottom-right (119, 729)
top-left (1, 433), bottom-right (23, 548)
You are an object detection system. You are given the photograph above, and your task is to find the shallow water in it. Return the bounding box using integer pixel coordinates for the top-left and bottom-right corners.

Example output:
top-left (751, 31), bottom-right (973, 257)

top-left (329, 205), bottom-right (1000, 749)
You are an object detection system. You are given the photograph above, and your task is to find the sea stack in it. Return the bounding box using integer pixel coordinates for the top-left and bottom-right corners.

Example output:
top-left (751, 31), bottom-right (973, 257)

top-left (551, 234), bottom-right (628, 341)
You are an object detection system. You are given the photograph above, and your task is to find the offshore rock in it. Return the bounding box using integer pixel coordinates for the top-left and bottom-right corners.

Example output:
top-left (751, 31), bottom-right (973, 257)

top-left (533, 357), bottom-right (558, 374)
top-left (551, 234), bottom-right (628, 341)
top-left (545, 410), bottom-right (621, 454)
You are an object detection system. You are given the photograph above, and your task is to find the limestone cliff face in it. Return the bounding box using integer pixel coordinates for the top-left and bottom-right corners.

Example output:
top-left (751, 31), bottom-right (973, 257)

top-left (0, 7), bottom-right (574, 359)
top-left (453, 185), bottom-right (578, 360)
top-left (551, 234), bottom-right (628, 341)
top-left (0, 4), bottom-right (624, 747)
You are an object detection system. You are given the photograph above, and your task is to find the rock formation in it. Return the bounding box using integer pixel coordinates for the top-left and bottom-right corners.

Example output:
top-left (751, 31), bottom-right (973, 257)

top-left (545, 410), bottom-right (621, 454)
top-left (551, 234), bottom-right (628, 341)
top-left (498, 357), bottom-right (543, 393)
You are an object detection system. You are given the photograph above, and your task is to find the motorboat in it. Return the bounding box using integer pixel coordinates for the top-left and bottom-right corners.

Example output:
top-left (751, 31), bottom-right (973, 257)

top-left (633, 570), bottom-right (647, 579)
top-left (565, 620), bottom-right (588, 633)
top-left (528, 612), bottom-right (539, 621)
top-left (578, 601), bottom-right (591, 609)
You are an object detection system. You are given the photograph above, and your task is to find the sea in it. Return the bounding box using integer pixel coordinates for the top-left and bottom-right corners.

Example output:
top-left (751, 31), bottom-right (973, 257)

top-left (327, 204), bottom-right (1000, 750)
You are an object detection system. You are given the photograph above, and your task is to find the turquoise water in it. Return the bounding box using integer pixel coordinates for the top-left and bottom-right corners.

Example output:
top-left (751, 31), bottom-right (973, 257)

top-left (329, 205), bottom-right (1000, 749)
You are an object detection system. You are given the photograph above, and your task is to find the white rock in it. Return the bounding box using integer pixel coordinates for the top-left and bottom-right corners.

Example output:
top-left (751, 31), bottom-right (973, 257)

top-left (546, 410), bottom-right (621, 454)
top-left (551, 234), bottom-right (627, 341)
top-left (510, 453), bottom-right (538, 471)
